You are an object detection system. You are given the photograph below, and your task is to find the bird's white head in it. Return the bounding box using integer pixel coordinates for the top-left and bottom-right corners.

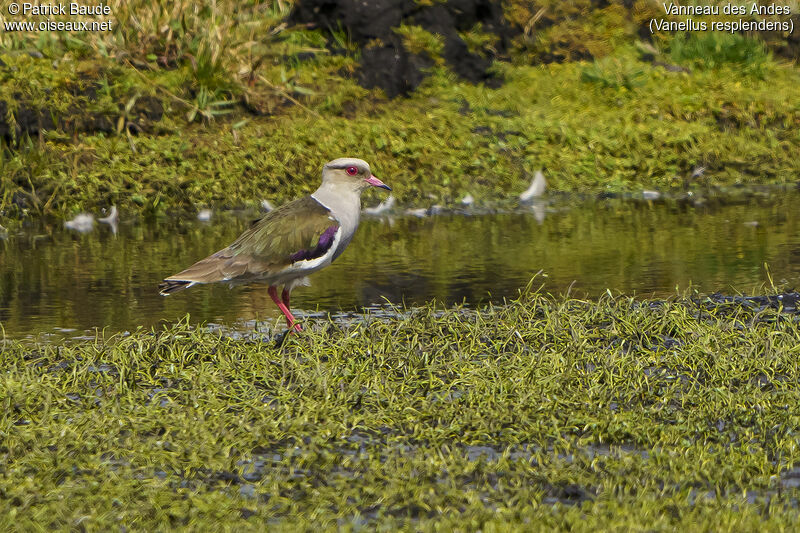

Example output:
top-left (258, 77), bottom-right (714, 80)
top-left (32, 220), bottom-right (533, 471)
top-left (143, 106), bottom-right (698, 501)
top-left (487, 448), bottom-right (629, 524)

top-left (321, 158), bottom-right (391, 194)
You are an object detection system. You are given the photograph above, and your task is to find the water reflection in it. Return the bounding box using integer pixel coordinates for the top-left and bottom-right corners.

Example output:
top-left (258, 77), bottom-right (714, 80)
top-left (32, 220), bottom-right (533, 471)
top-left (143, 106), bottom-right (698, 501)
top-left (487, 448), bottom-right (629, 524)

top-left (1, 190), bottom-right (799, 339)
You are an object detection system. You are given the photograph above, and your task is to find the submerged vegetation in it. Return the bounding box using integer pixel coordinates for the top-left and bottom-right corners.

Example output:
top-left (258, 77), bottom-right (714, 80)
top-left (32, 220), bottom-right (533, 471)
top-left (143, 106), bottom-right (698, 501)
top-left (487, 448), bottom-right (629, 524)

top-left (0, 0), bottom-right (798, 217)
top-left (2, 290), bottom-right (800, 529)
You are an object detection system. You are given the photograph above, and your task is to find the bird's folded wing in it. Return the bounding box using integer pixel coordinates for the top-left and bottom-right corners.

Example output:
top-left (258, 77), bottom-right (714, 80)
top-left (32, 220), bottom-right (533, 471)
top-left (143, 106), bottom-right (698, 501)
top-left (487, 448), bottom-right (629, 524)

top-left (230, 196), bottom-right (338, 262)
top-left (163, 196), bottom-right (339, 285)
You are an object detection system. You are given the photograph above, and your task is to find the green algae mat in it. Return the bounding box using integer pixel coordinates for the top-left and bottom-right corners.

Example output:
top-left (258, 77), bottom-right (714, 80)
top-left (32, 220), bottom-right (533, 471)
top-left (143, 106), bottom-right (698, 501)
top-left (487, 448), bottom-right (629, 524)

top-left (3, 292), bottom-right (800, 530)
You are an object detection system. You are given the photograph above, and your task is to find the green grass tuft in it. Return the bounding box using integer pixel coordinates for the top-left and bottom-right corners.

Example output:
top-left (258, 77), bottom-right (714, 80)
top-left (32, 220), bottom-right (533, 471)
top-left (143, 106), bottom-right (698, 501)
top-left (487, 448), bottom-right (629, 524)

top-left (580, 56), bottom-right (647, 90)
top-left (668, 32), bottom-right (772, 77)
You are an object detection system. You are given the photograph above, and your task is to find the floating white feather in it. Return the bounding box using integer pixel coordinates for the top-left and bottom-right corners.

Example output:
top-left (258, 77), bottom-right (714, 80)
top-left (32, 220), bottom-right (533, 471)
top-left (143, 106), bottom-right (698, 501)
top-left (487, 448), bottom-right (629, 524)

top-left (64, 214), bottom-right (95, 233)
top-left (364, 195), bottom-right (396, 215)
top-left (519, 171), bottom-right (547, 202)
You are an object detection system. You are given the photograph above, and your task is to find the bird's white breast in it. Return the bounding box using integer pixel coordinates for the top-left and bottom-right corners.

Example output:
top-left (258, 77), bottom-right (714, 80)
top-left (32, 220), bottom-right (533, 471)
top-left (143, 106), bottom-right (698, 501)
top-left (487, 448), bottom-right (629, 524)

top-left (311, 188), bottom-right (361, 261)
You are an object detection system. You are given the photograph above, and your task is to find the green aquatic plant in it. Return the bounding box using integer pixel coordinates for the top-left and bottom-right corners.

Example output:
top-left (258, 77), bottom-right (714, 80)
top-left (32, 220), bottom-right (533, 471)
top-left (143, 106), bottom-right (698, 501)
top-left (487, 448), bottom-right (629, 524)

top-left (1, 290), bottom-right (800, 529)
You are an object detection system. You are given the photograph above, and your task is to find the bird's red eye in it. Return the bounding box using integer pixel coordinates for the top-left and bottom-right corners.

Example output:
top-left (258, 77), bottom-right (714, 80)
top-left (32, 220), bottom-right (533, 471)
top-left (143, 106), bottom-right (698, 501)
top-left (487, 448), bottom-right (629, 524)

top-left (346, 166), bottom-right (358, 176)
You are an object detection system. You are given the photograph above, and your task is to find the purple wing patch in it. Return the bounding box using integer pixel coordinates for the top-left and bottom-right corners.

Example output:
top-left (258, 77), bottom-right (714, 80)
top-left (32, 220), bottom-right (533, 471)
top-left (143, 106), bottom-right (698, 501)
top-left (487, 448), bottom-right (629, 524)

top-left (289, 225), bottom-right (339, 262)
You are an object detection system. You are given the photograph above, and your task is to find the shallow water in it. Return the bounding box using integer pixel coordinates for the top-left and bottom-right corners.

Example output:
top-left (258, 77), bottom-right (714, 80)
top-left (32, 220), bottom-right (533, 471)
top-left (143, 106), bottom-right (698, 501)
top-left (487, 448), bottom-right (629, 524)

top-left (2, 189), bottom-right (799, 340)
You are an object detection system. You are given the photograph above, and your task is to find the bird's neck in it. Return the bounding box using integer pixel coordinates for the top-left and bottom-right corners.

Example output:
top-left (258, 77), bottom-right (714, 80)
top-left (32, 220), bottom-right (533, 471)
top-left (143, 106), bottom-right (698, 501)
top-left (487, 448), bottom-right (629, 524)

top-left (312, 182), bottom-right (361, 212)
top-left (311, 182), bottom-right (362, 233)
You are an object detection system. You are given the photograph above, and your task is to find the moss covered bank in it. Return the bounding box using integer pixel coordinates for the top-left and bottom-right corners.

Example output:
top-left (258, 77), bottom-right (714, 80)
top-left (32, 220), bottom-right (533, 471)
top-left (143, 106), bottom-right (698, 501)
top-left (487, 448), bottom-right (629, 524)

top-left (0, 1), bottom-right (798, 217)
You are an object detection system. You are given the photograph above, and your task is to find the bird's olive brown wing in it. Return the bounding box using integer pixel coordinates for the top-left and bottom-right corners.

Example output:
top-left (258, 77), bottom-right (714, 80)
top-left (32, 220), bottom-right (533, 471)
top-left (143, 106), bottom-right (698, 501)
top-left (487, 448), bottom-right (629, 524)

top-left (160, 196), bottom-right (339, 290)
top-left (229, 196), bottom-right (339, 263)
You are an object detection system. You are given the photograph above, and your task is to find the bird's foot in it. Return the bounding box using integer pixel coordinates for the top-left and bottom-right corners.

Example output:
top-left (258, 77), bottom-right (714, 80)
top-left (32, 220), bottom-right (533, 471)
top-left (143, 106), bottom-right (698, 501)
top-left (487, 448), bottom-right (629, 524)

top-left (273, 329), bottom-right (290, 347)
top-left (287, 320), bottom-right (303, 333)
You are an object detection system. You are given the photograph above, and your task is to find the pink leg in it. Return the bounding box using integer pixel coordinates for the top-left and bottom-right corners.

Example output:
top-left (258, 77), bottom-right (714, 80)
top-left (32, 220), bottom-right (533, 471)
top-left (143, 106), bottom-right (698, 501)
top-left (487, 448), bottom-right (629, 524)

top-left (282, 288), bottom-right (302, 332)
top-left (268, 286), bottom-right (302, 332)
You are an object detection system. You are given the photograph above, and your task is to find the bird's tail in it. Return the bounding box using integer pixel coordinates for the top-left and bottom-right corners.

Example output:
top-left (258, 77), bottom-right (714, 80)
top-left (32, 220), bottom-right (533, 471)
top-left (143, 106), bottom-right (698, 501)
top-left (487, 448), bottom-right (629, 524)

top-left (159, 279), bottom-right (195, 295)
top-left (159, 248), bottom-right (237, 295)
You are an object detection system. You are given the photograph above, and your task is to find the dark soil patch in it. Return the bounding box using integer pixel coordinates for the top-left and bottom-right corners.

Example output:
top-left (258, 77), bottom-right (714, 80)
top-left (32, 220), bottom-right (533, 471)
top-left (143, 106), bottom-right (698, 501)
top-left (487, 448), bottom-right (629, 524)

top-left (700, 292), bottom-right (800, 314)
top-left (759, 14), bottom-right (800, 60)
top-left (289, 0), bottom-right (517, 96)
top-left (0, 95), bottom-right (164, 142)
top-left (358, 36), bottom-right (435, 98)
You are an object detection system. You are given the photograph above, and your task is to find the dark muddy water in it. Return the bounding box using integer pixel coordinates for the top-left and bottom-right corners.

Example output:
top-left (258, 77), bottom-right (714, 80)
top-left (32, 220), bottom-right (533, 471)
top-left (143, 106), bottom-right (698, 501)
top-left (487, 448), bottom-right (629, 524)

top-left (2, 190), bottom-right (799, 340)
